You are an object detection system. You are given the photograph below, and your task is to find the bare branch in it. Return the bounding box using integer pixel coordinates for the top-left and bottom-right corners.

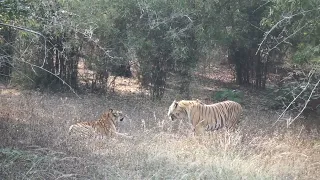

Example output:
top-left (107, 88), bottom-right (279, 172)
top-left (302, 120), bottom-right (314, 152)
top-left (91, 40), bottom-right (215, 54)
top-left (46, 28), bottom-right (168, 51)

top-left (17, 58), bottom-right (81, 99)
top-left (0, 22), bottom-right (44, 37)
top-left (0, 73), bottom-right (10, 77)
top-left (0, 22), bottom-right (48, 68)
top-left (252, 1), bottom-right (271, 14)
top-left (256, 17), bottom-right (289, 55)
top-left (268, 23), bottom-right (308, 52)
top-left (256, 7), bottom-right (320, 55)
top-left (273, 70), bottom-right (314, 126)
top-left (0, 22), bottom-right (82, 98)
top-left (287, 78), bottom-right (320, 127)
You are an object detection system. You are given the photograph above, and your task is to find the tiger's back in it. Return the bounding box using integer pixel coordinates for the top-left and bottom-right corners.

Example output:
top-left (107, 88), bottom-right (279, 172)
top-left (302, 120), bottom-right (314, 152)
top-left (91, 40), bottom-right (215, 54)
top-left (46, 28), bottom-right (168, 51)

top-left (190, 100), bottom-right (242, 132)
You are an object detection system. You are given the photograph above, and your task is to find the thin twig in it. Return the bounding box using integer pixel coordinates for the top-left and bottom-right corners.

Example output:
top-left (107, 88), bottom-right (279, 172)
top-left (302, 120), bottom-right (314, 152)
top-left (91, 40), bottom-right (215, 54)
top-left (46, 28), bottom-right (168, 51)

top-left (256, 17), bottom-right (288, 55)
top-left (0, 23), bottom-right (82, 98)
top-left (288, 78), bottom-right (320, 127)
top-left (0, 22), bottom-right (48, 66)
top-left (252, 1), bottom-right (271, 13)
top-left (256, 7), bottom-right (320, 55)
top-left (18, 59), bottom-right (81, 99)
top-left (0, 22), bottom-right (44, 37)
top-left (268, 23), bottom-right (308, 52)
top-left (273, 70), bottom-right (314, 126)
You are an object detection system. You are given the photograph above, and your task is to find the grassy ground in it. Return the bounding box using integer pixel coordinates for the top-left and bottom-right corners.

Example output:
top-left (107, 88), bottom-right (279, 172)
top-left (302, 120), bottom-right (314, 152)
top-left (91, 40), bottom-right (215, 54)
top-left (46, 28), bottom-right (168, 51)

top-left (1, 74), bottom-right (320, 179)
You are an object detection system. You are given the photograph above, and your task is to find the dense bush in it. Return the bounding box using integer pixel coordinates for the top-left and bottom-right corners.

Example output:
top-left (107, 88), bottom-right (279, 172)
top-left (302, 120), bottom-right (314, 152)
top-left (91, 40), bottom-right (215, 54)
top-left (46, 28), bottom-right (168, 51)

top-left (272, 68), bottom-right (320, 116)
top-left (212, 89), bottom-right (244, 104)
top-left (1, 0), bottom-right (320, 101)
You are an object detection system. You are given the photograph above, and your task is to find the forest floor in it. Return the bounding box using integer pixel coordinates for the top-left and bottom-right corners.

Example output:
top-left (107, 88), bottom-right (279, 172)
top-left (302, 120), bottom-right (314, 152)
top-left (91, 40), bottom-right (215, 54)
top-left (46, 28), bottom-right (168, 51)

top-left (1, 65), bottom-right (320, 180)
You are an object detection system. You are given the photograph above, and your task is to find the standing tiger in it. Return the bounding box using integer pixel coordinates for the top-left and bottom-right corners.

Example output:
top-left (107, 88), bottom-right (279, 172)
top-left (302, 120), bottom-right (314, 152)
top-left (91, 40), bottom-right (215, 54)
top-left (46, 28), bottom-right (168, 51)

top-left (69, 109), bottom-right (132, 139)
top-left (167, 100), bottom-right (242, 135)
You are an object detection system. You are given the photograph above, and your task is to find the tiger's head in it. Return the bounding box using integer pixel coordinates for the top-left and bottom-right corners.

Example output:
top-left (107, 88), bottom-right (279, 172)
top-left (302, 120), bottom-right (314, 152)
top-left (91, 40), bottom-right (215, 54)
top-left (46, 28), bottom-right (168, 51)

top-left (168, 99), bottom-right (204, 121)
top-left (168, 100), bottom-right (179, 121)
top-left (102, 109), bottom-right (124, 123)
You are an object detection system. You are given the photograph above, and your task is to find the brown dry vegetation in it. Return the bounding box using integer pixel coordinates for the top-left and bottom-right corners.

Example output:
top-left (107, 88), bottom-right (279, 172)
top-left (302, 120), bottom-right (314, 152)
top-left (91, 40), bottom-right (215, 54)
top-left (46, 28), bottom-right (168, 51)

top-left (1, 67), bottom-right (320, 180)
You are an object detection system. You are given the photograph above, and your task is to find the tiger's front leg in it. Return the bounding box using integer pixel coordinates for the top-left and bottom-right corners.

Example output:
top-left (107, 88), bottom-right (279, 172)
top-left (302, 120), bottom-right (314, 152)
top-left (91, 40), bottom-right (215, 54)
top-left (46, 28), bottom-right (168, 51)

top-left (112, 131), bottom-right (134, 139)
top-left (193, 119), bottom-right (206, 136)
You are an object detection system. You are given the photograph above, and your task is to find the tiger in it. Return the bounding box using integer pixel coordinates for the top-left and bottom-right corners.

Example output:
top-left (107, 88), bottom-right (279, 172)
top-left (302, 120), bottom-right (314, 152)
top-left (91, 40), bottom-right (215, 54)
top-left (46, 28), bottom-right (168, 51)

top-left (167, 100), bottom-right (242, 135)
top-left (68, 109), bottom-right (132, 139)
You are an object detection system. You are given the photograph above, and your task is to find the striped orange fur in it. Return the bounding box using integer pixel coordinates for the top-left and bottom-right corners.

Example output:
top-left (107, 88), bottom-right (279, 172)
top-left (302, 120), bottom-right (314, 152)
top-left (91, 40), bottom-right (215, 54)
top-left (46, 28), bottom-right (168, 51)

top-left (168, 100), bottom-right (242, 135)
top-left (69, 109), bottom-right (126, 138)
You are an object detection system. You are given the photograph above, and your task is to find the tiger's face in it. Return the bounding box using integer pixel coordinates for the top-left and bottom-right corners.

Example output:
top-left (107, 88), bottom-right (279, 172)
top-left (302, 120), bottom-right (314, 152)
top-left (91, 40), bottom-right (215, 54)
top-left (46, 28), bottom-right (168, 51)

top-left (112, 109), bottom-right (125, 122)
top-left (168, 100), bottom-right (186, 121)
top-left (103, 109), bottom-right (124, 123)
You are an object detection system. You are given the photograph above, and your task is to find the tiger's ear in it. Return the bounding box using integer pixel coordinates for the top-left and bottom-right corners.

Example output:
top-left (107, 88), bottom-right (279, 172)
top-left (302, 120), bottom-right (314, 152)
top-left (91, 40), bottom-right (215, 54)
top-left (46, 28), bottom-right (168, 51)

top-left (109, 108), bottom-right (113, 113)
top-left (174, 100), bottom-right (178, 108)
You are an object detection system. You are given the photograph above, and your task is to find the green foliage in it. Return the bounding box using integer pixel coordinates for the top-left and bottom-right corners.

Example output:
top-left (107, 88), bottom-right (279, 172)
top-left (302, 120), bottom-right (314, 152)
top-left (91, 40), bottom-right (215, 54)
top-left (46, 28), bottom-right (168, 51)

top-left (2, 0), bottom-right (320, 99)
top-left (0, 0), bottom-right (31, 82)
top-left (63, 0), bottom-right (274, 98)
top-left (293, 44), bottom-right (320, 65)
top-left (265, 0), bottom-right (320, 64)
top-left (6, 0), bottom-right (82, 90)
top-left (0, 0), bottom-right (30, 22)
top-left (272, 70), bottom-right (320, 113)
top-left (213, 89), bottom-right (244, 103)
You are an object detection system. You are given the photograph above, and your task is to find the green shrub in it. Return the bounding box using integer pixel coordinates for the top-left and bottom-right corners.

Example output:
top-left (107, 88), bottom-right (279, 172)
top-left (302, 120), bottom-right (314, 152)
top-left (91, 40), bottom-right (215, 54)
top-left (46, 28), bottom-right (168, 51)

top-left (293, 44), bottom-right (320, 65)
top-left (212, 89), bottom-right (243, 103)
top-left (271, 70), bottom-right (320, 113)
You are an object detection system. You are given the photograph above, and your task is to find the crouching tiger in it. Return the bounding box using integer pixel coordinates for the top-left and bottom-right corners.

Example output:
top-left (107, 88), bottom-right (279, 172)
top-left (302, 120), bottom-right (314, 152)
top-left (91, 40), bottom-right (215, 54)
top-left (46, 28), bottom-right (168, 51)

top-left (167, 100), bottom-right (242, 135)
top-left (69, 109), bottom-right (132, 139)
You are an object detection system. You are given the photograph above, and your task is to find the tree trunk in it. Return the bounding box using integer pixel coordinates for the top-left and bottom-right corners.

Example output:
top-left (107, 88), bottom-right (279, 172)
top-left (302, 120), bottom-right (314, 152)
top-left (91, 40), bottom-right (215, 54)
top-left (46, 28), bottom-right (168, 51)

top-left (0, 28), bottom-right (16, 82)
top-left (229, 44), bottom-right (268, 89)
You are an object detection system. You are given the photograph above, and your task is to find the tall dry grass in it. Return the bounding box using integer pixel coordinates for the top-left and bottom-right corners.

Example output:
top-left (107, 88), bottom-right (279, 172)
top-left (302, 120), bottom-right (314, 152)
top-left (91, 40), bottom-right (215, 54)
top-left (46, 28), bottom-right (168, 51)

top-left (1, 79), bottom-right (320, 179)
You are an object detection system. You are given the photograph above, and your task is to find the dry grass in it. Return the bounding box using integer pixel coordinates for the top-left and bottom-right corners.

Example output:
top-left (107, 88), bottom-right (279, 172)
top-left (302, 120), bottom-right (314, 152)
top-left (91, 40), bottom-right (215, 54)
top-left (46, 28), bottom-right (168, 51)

top-left (1, 76), bottom-right (320, 180)
top-left (0, 146), bottom-right (102, 179)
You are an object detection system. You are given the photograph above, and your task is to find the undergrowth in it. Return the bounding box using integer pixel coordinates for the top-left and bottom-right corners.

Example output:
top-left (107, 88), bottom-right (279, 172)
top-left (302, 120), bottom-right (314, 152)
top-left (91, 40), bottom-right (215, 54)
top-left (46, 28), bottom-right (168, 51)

top-left (1, 81), bottom-right (320, 179)
top-left (0, 146), bottom-right (102, 179)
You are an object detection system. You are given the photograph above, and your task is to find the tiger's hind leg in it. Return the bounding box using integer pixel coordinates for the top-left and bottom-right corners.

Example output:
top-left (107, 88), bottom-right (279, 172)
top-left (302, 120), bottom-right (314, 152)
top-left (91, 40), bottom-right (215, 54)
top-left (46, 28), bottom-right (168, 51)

top-left (226, 116), bottom-right (241, 132)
